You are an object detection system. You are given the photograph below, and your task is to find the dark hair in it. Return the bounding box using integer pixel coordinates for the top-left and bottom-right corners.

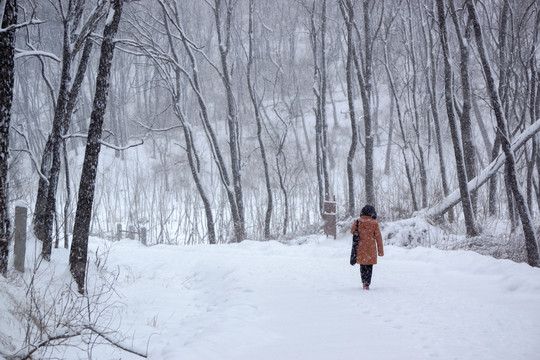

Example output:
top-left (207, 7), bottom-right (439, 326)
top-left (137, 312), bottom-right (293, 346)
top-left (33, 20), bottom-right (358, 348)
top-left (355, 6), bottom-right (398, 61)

top-left (360, 205), bottom-right (377, 220)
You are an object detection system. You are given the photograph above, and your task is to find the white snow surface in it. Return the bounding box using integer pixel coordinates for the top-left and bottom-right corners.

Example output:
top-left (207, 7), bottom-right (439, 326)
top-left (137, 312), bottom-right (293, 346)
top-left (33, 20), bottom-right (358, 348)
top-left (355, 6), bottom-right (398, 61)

top-left (3, 233), bottom-right (540, 359)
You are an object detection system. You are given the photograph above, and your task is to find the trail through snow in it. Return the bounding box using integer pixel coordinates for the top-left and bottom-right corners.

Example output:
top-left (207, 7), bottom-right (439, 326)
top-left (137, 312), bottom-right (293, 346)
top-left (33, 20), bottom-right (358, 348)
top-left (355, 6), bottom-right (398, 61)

top-left (88, 234), bottom-right (540, 360)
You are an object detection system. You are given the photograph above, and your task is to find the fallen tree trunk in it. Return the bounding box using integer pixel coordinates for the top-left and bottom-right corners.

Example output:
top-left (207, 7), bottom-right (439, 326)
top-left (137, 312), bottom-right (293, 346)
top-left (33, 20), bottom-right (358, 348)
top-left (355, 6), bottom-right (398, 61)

top-left (426, 119), bottom-right (540, 220)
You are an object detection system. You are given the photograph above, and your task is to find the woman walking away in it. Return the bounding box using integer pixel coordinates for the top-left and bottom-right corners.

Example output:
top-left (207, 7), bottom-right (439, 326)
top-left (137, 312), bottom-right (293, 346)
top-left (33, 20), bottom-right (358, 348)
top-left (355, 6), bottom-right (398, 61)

top-left (350, 205), bottom-right (384, 290)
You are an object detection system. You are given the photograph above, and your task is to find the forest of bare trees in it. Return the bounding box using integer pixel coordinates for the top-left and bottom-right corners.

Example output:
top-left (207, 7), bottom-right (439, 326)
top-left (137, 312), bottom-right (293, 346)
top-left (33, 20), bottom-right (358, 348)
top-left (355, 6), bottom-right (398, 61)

top-left (1, 0), bottom-right (540, 286)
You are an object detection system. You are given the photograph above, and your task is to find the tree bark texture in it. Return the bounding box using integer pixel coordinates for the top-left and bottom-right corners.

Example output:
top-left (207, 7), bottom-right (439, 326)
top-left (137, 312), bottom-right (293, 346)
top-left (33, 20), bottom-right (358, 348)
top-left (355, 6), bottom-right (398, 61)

top-left (355, 0), bottom-right (375, 207)
top-left (449, 0), bottom-right (478, 213)
top-left (70, 0), bottom-right (124, 293)
top-left (0, 0), bottom-right (16, 276)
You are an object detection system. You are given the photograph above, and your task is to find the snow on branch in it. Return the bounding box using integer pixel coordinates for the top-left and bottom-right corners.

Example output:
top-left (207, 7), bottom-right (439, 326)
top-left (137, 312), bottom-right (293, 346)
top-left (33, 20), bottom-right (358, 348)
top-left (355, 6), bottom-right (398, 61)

top-left (5, 329), bottom-right (82, 360)
top-left (425, 119), bottom-right (540, 219)
top-left (0, 18), bottom-right (43, 33)
top-left (3, 324), bottom-right (148, 360)
top-left (100, 139), bottom-right (144, 151)
top-left (14, 49), bottom-right (61, 62)
top-left (136, 121), bottom-right (183, 133)
top-left (62, 132), bottom-right (144, 150)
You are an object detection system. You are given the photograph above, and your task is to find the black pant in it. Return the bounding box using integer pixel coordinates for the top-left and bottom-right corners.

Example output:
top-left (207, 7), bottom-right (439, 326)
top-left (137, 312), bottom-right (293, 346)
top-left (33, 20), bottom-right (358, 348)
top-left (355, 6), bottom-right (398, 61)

top-left (360, 265), bottom-right (373, 286)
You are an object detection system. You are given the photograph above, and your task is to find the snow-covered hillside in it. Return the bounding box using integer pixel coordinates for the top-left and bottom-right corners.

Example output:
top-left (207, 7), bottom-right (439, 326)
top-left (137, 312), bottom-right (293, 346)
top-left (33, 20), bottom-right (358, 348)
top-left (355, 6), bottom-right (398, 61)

top-left (2, 233), bottom-right (539, 360)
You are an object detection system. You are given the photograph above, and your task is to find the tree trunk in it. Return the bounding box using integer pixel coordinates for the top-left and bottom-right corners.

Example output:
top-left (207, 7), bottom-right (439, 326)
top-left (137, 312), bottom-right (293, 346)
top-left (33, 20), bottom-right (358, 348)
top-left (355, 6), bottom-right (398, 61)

top-left (0, 0), bottom-right (16, 276)
top-left (436, 0), bottom-right (479, 237)
top-left (467, 1), bottom-right (539, 267)
top-left (320, 0), bottom-right (330, 203)
top-left (421, 2), bottom-right (454, 222)
top-left (382, 26), bottom-right (418, 213)
top-left (307, 1), bottom-right (327, 215)
top-left (34, 3), bottom-right (103, 260)
top-left (176, 105), bottom-right (216, 245)
top-left (247, 0), bottom-right (273, 239)
top-left (36, 19), bottom-right (73, 260)
top-left (70, 0), bottom-right (124, 293)
top-left (405, 0), bottom-right (428, 209)
top-left (339, 0), bottom-right (358, 218)
top-left (449, 0), bottom-right (478, 213)
top-left (213, 0), bottom-right (245, 242)
top-left (352, 0), bottom-right (376, 206)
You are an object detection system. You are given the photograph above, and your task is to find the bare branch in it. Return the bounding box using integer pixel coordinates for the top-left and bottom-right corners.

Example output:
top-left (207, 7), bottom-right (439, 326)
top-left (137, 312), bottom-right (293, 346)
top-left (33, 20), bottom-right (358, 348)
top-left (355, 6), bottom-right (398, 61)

top-left (99, 139), bottom-right (145, 151)
top-left (85, 325), bottom-right (148, 358)
top-left (10, 126), bottom-right (49, 185)
top-left (135, 121), bottom-right (183, 133)
top-left (0, 18), bottom-right (43, 33)
top-left (6, 329), bottom-right (82, 360)
top-left (14, 49), bottom-right (61, 61)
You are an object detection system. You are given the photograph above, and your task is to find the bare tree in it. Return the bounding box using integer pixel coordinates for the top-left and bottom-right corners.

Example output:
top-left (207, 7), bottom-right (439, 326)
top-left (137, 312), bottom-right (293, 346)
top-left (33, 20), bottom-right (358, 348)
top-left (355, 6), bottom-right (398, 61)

top-left (448, 0), bottom-right (478, 212)
top-left (70, 0), bottom-right (125, 293)
top-left (33, 0), bottom-right (108, 261)
top-left (211, 0), bottom-right (245, 241)
top-left (339, 0), bottom-right (359, 218)
top-left (127, 0), bottom-right (245, 243)
top-left (420, 0), bottom-right (454, 222)
top-left (467, 0), bottom-right (539, 266)
top-left (402, 0), bottom-right (428, 209)
top-left (382, 21), bottom-right (419, 213)
top-left (436, 0), bottom-right (479, 237)
top-left (305, 0), bottom-right (330, 214)
top-left (247, 0), bottom-right (273, 239)
top-left (157, 0), bottom-right (216, 244)
top-left (352, 0), bottom-right (382, 207)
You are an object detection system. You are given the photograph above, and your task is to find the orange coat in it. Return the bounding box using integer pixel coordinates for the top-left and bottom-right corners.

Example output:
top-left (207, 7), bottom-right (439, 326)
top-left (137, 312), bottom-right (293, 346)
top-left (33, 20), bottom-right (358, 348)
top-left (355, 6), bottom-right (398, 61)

top-left (350, 216), bottom-right (384, 265)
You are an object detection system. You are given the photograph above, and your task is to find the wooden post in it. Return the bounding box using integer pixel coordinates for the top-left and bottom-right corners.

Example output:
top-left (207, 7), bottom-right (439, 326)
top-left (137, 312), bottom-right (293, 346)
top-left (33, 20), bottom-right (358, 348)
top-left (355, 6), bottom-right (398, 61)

top-left (140, 227), bottom-right (147, 246)
top-left (116, 223), bottom-right (122, 241)
top-left (14, 206), bottom-right (27, 272)
top-left (323, 196), bottom-right (337, 239)
top-left (128, 225), bottom-right (135, 239)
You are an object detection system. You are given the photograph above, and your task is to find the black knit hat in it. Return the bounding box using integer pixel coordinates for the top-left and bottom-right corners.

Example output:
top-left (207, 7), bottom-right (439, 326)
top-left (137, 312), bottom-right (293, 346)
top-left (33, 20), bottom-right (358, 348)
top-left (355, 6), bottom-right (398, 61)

top-left (360, 205), bottom-right (377, 219)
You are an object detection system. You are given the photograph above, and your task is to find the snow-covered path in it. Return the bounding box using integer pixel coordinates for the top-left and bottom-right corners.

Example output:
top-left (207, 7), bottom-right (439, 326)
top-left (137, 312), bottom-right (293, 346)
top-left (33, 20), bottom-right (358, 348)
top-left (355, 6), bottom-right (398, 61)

top-left (96, 235), bottom-right (540, 360)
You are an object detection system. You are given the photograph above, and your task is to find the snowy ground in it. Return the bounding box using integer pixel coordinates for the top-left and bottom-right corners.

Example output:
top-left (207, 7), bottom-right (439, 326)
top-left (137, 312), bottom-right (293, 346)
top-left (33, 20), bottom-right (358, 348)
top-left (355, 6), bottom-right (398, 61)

top-left (98, 234), bottom-right (540, 360)
top-left (2, 233), bottom-right (540, 360)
